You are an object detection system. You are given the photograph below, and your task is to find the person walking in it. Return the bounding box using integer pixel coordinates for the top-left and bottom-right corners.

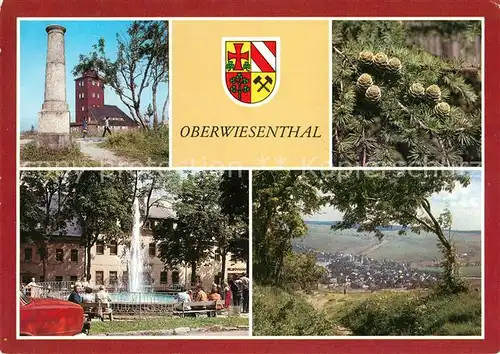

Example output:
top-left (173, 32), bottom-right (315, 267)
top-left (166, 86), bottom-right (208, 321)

top-left (82, 117), bottom-right (88, 138)
top-left (102, 117), bottom-right (112, 137)
top-left (240, 273), bottom-right (250, 313)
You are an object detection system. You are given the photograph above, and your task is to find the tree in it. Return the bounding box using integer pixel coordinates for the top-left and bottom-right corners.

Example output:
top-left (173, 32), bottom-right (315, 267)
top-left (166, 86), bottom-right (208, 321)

top-left (136, 170), bottom-right (181, 225)
top-left (73, 21), bottom-right (168, 130)
top-left (332, 20), bottom-right (481, 167)
top-left (282, 252), bottom-right (327, 293)
top-left (252, 171), bottom-right (325, 285)
top-left (219, 171), bottom-right (249, 277)
top-left (229, 73), bottom-right (250, 101)
top-left (320, 170), bottom-right (470, 294)
top-left (70, 171), bottom-right (134, 278)
top-left (20, 171), bottom-right (75, 279)
top-left (154, 171), bottom-right (220, 285)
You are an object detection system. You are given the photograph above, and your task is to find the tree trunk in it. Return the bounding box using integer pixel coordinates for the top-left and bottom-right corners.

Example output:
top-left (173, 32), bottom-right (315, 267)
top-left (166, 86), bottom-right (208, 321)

top-left (190, 261), bottom-right (197, 286)
top-left (86, 245), bottom-right (92, 280)
top-left (41, 256), bottom-right (47, 280)
top-left (161, 89), bottom-right (169, 123)
top-left (152, 84), bottom-right (158, 130)
top-left (421, 199), bottom-right (463, 293)
top-left (220, 249), bottom-right (227, 286)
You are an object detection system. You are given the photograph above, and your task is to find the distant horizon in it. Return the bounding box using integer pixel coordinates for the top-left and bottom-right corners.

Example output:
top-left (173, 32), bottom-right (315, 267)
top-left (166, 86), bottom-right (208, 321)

top-left (303, 220), bottom-right (481, 233)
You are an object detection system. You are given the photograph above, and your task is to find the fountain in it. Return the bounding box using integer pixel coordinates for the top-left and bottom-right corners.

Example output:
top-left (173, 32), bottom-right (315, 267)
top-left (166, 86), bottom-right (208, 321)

top-left (104, 198), bottom-right (178, 308)
top-left (129, 198), bottom-right (145, 293)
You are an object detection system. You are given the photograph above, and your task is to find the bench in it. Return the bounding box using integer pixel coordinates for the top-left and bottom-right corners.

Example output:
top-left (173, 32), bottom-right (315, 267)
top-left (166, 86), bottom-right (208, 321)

top-left (172, 300), bottom-right (223, 318)
top-left (81, 302), bottom-right (113, 321)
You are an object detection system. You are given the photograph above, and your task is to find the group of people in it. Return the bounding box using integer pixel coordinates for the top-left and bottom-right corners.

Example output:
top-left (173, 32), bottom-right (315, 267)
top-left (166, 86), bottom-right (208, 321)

top-left (174, 273), bottom-right (250, 313)
top-left (81, 116), bottom-right (112, 138)
top-left (68, 283), bottom-right (112, 306)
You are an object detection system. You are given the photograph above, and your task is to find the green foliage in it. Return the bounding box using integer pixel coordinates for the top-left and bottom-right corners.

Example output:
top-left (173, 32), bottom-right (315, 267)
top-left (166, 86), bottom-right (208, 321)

top-left (252, 171), bottom-right (326, 285)
top-left (281, 252), bottom-right (327, 293)
top-left (339, 291), bottom-right (481, 336)
top-left (253, 285), bottom-right (338, 336)
top-left (20, 171), bottom-right (76, 277)
top-left (21, 142), bottom-right (98, 167)
top-left (219, 171), bottom-right (249, 267)
top-left (332, 21), bottom-right (481, 167)
top-left (321, 170), bottom-right (471, 293)
top-left (73, 21), bottom-right (168, 129)
top-left (102, 125), bottom-right (169, 166)
top-left (70, 171), bottom-right (135, 276)
top-left (154, 171), bottom-right (222, 284)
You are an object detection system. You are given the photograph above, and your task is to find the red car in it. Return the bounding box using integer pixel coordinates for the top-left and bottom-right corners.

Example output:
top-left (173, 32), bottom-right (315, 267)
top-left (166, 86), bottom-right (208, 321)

top-left (20, 292), bottom-right (87, 336)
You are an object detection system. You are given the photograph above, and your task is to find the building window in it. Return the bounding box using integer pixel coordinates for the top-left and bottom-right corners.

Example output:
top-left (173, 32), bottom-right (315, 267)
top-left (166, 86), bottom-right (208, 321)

top-left (122, 271), bottom-right (128, 284)
top-left (96, 271), bottom-right (104, 285)
top-left (97, 93), bottom-right (100, 98)
top-left (55, 249), bottom-right (64, 262)
top-left (70, 276), bottom-right (78, 282)
top-left (24, 248), bottom-right (32, 262)
top-left (92, 92), bottom-right (96, 98)
top-left (82, 93), bottom-right (84, 98)
top-left (109, 271), bottom-right (118, 285)
top-left (55, 276), bottom-right (63, 282)
top-left (97, 82), bottom-right (100, 86)
top-left (92, 80), bottom-right (96, 86)
top-left (109, 241), bottom-right (117, 255)
top-left (172, 270), bottom-right (180, 284)
top-left (70, 249), bottom-right (78, 262)
top-left (160, 271), bottom-right (168, 284)
top-left (81, 106), bottom-right (85, 111)
top-left (148, 243), bottom-right (156, 257)
top-left (96, 240), bottom-right (104, 255)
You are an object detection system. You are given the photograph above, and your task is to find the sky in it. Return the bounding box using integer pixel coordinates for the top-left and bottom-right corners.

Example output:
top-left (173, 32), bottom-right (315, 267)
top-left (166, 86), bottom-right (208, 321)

top-left (19, 20), bottom-right (168, 132)
top-left (305, 171), bottom-right (482, 231)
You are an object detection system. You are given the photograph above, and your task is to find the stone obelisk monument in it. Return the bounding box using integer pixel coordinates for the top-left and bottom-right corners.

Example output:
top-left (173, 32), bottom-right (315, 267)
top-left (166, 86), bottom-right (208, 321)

top-left (37, 24), bottom-right (71, 150)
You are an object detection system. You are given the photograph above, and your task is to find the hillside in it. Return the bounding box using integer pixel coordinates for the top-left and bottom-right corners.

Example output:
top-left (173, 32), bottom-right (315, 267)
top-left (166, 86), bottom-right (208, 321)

top-left (294, 223), bottom-right (481, 275)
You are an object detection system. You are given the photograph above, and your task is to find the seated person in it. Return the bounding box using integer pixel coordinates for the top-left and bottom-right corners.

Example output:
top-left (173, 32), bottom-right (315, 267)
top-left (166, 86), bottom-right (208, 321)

top-left (81, 287), bottom-right (95, 303)
top-left (174, 290), bottom-right (192, 311)
top-left (195, 285), bottom-right (208, 302)
top-left (68, 285), bottom-right (82, 304)
top-left (208, 289), bottom-right (223, 310)
top-left (95, 285), bottom-right (112, 320)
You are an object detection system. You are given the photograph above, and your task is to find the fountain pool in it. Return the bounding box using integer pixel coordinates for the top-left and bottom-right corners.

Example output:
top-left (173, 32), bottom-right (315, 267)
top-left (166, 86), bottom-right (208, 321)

top-left (109, 292), bottom-right (177, 304)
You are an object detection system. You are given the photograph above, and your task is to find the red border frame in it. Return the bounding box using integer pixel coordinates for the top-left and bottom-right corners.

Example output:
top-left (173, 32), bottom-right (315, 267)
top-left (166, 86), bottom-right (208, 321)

top-left (1, 0), bottom-right (499, 353)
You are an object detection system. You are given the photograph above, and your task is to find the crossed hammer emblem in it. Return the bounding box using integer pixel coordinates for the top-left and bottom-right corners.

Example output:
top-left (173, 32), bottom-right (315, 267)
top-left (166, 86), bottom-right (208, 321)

top-left (253, 75), bottom-right (273, 92)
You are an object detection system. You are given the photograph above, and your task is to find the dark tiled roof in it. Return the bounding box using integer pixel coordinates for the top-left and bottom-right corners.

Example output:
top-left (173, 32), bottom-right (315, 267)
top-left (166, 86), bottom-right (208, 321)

top-left (89, 105), bottom-right (138, 127)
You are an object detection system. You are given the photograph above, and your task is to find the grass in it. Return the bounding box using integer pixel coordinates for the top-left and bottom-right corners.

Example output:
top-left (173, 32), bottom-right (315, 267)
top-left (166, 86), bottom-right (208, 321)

top-left (100, 126), bottom-right (169, 166)
top-left (90, 316), bottom-right (248, 335)
top-left (253, 285), bottom-right (339, 336)
top-left (20, 142), bottom-right (99, 167)
top-left (335, 290), bottom-right (481, 336)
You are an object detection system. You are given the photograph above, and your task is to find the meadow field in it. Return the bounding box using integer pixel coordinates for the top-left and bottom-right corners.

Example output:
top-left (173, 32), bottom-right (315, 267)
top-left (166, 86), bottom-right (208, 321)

top-left (295, 223), bottom-right (481, 276)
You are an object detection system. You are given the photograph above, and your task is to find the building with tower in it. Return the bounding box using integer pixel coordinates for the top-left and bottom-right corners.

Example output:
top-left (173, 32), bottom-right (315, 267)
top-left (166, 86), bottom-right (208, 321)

top-left (70, 70), bottom-right (137, 134)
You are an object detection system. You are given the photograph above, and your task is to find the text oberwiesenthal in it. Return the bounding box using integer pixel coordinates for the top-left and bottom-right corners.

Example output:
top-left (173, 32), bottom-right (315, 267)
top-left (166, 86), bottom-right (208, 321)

top-left (179, 125), bottom-right (322, 138)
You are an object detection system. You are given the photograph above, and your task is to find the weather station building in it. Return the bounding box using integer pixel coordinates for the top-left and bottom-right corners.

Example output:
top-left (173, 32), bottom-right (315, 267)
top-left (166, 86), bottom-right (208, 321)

top-left (70, 70), bottom-right (137, 134)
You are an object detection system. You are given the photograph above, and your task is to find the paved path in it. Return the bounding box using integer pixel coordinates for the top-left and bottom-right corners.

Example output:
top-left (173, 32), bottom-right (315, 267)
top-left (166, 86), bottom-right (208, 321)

top-left (75, 138), bottom-right (141, 167)
top-left (20, 138), bottom-right (33, 146)
top-left (184, 330), bottom-right (249, 336)
top-left (20, 137), bottom-right (141, 167)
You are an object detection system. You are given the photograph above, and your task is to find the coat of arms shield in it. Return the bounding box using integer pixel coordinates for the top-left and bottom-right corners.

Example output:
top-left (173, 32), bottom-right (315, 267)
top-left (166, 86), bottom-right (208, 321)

top-left (222, 37), bottom-right (280, 106)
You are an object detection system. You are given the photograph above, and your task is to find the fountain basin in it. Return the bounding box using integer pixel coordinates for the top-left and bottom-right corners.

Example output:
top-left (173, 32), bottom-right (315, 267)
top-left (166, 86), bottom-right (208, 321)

top-left (109, 292), bottom-right (177, 304)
